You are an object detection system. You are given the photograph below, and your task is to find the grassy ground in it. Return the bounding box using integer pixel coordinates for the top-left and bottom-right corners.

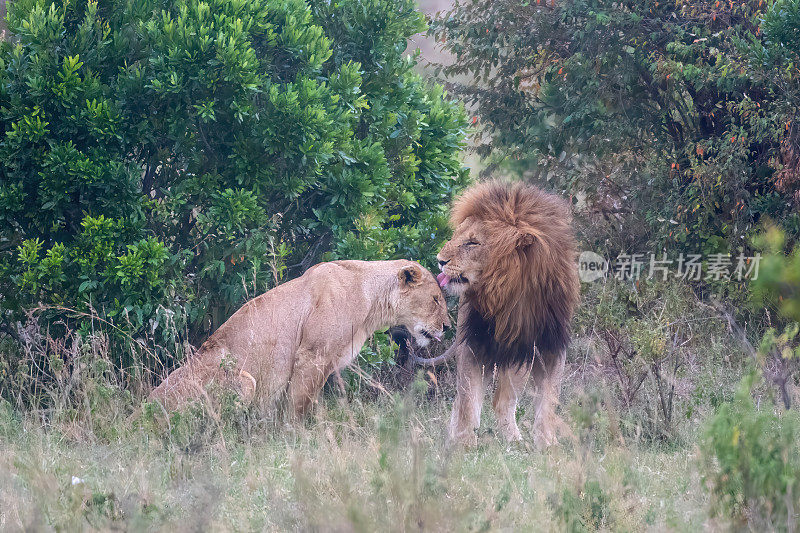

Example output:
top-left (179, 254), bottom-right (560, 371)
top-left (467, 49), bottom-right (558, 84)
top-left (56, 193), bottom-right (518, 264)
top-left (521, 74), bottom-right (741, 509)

top-left (3, 279), bottom-right (758, 530)
top-left (0, 372), bottom-right (716, 532)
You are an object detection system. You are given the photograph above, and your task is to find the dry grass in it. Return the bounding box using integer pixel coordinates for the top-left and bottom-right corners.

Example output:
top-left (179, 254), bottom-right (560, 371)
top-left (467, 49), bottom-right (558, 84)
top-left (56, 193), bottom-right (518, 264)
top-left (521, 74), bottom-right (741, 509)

top-left (0, 372), bottom-right (712, 532)
top-left (1, 279), bottom-right (748, 530)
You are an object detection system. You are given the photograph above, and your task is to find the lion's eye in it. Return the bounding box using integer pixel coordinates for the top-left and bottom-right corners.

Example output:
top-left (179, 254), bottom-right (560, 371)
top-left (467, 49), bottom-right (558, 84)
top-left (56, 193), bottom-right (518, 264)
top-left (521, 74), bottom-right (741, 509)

top-left (464, 241), bottom-right (480, 247)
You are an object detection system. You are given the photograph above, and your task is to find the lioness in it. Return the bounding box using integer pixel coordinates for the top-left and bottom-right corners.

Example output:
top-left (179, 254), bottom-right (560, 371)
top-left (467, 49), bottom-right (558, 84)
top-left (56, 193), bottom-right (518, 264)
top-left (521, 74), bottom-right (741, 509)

top-left (150, 260), bottom-right (450, 416)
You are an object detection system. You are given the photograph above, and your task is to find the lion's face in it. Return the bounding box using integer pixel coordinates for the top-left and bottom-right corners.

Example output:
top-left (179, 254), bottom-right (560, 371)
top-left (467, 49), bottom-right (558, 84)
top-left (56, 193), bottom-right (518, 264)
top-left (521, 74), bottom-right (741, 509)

top-left (436, 181), bottom-right (580, 367)
top-left (435, 217), bottom-right (490, 296)
top-left (395, 264), bottom-right (451, 347)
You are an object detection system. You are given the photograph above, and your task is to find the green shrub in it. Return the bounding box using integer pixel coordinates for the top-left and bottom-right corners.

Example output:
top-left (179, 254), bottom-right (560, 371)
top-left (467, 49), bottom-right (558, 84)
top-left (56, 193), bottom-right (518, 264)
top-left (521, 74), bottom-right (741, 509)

top-left (0, 0), bottom-right (468, 399)
top-left (576, 278), bottom-right (731, 441)
top-left (701, 373), bottom-right (800, 530)
top-left (548, 478), bottom-right (612, 532)
top-left (763, 0), bottom-right (800, 58)
top-left (747, 226), bottom-right (800, 414)
top-left (431, 0), bottom-right (800, 256)
top-left (753, 226), bottom-right (800, 324)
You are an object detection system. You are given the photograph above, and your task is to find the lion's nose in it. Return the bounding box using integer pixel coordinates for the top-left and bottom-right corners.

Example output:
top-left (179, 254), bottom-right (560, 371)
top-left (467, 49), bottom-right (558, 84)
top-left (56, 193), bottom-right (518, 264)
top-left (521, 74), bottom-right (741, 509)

top-left (438, 259), bottom-right (449, 269)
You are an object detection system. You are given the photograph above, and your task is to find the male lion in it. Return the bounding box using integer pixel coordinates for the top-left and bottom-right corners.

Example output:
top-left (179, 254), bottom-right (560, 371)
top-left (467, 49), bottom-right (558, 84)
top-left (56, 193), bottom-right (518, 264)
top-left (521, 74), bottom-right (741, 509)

top-left (150, 260), bottom-right (450, 416)
top-left (432, 181), bottom-right (579, 446)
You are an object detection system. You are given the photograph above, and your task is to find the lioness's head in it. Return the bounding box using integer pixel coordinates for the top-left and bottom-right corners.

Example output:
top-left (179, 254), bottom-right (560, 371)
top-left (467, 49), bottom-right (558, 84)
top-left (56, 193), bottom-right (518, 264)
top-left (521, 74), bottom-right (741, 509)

top-left (394, 262), bottom-right (450, 347)
top-left (435, 217), bottom-right (491, 297)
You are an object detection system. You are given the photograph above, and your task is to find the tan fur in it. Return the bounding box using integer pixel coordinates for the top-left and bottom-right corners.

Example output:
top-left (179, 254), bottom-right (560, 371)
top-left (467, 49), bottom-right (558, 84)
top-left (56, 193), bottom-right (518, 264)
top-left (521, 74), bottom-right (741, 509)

top-left (437, 181), bottom-right (579, 446)
top-left (150, 260), bottom-right (449, 416)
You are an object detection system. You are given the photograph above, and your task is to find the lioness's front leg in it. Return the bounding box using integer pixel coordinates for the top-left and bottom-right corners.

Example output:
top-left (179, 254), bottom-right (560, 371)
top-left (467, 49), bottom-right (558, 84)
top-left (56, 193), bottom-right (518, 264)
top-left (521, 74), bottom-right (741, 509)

top-left (448, 344), bottom-right (486, 446)
top-left (287, 349), bottom-right (331, 418)
top-left (492, 362), bottom-right (532, 442)
top-left (288, 334), bottom-right (367, 418)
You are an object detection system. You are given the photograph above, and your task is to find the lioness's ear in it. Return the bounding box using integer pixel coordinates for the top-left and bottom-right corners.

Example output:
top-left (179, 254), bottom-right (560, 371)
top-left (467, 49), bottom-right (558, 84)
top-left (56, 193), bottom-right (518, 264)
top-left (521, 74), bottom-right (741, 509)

top-left (398, 264), bottom-right (423, 286)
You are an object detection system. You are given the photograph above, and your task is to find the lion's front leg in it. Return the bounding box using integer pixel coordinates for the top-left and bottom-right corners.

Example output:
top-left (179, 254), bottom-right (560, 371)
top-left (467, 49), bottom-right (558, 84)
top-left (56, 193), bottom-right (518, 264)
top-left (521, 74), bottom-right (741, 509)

top-left (492, 362), bottom-right (531, 442)
top-left (448, 345), bottom-right (486, 446)
top-left (531, 350), bottom-right (566, 447)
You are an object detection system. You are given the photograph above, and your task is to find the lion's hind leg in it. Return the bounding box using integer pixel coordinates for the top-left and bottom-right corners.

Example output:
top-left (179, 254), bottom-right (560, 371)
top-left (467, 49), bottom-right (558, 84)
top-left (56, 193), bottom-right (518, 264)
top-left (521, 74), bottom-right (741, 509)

top-left (530, 349), bottom-right (567, 447)
top-left (448, 345), bottom-right (486, 446)
top-left (492, 362), bottom-right (532, 442)
top-left (149, 359), bottom-right (216, 412)
top-left (149, 346), bottom-right (258, 417)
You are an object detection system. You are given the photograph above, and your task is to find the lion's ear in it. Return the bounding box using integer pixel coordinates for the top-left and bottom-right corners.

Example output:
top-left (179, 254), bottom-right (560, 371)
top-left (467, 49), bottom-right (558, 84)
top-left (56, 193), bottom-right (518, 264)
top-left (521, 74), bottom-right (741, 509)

top-left (398, 264), bottom-right (423, 286)
top-left (517, 231), bottom-right (537, 248)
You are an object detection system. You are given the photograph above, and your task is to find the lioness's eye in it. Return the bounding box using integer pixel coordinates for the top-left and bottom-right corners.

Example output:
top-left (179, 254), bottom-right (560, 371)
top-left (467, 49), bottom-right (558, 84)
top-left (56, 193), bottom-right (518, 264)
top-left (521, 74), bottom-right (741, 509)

top-left (464, 241), bottom-right (480, 246)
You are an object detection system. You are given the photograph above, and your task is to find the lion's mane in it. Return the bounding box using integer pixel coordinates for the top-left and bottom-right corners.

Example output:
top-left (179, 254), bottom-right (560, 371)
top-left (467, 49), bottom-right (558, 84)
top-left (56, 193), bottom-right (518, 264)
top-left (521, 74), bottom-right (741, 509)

top-left (454, 181), bottom-right (580, 367)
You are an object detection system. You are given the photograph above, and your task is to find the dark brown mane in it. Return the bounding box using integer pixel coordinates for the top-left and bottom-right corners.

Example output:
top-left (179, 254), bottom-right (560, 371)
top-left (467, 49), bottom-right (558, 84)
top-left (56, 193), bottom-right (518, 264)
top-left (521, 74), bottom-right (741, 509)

top-left (453, 181), bottom-right (580, 367)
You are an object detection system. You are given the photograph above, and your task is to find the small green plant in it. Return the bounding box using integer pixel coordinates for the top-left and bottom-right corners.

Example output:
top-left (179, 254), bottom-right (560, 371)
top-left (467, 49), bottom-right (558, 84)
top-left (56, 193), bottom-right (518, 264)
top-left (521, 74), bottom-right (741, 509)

top-left (548, 479), bottom-right (612, 532)
top-left (700, 372), bottom-right (800, 530)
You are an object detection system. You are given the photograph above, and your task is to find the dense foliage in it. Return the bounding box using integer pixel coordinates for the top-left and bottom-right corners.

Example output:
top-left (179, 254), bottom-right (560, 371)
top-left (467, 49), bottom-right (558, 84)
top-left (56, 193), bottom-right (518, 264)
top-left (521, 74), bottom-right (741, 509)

top-left (0, 0), bottom-right (468, 380)
top-left (431, 0), bottom-right (800, 255)
top-left (701, 372), bottom-right (800, 530)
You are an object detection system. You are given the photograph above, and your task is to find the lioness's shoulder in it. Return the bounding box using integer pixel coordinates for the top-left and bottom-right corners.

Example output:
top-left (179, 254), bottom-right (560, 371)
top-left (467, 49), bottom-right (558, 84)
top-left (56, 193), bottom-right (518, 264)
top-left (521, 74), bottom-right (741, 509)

top-left (304, 259), bottom-right (405, 277)
top-left (302, 260), bottom-right (351, 279)
top-left (302, 259), bottom-right (428, 288)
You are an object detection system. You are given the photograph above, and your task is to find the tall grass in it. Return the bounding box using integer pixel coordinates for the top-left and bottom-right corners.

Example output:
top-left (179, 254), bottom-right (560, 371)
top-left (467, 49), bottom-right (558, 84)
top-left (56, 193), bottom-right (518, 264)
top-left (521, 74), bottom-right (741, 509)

top-left (0, 278), bottom-right (779, 530)
top-left (0, 380), bottom-right (711, 531)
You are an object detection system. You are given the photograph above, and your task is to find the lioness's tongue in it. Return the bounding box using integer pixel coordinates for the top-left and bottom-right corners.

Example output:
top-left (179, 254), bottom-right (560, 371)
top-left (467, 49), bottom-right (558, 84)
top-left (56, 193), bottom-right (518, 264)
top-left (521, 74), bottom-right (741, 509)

top-left (437, 272), bottom-right (450, 288)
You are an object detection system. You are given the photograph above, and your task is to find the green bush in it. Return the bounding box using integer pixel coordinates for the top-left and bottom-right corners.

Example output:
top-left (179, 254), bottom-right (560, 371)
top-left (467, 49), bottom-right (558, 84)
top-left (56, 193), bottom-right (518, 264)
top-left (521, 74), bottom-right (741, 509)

top-left (576, 278), bottom-right (731, 441)
top-left (0, 0), bottom-right (468, 397)
top-left (749, 226), bottom-right (800, 407)
top-left (431, 0), bottom-right (800, 256)
top-left (763, 0), bottom-right (800, 58)
top-left (753, 226), bottom-right (800, 324)
top-left (701, 373), bottom-right (800, 530)
top-left (548, 479), bottom-right (612, 532)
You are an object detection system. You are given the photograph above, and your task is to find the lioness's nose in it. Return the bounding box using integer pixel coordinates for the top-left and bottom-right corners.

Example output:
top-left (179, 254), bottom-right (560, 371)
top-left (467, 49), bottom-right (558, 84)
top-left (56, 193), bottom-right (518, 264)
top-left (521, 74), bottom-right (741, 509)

top-left (438, 259), bottom-right (449, 269)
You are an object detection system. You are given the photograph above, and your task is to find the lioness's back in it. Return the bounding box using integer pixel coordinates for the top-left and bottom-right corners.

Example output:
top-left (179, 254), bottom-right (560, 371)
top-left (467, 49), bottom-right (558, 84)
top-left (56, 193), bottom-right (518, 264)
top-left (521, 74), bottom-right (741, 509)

top-left (209, 260), bottom-right (393, 350)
